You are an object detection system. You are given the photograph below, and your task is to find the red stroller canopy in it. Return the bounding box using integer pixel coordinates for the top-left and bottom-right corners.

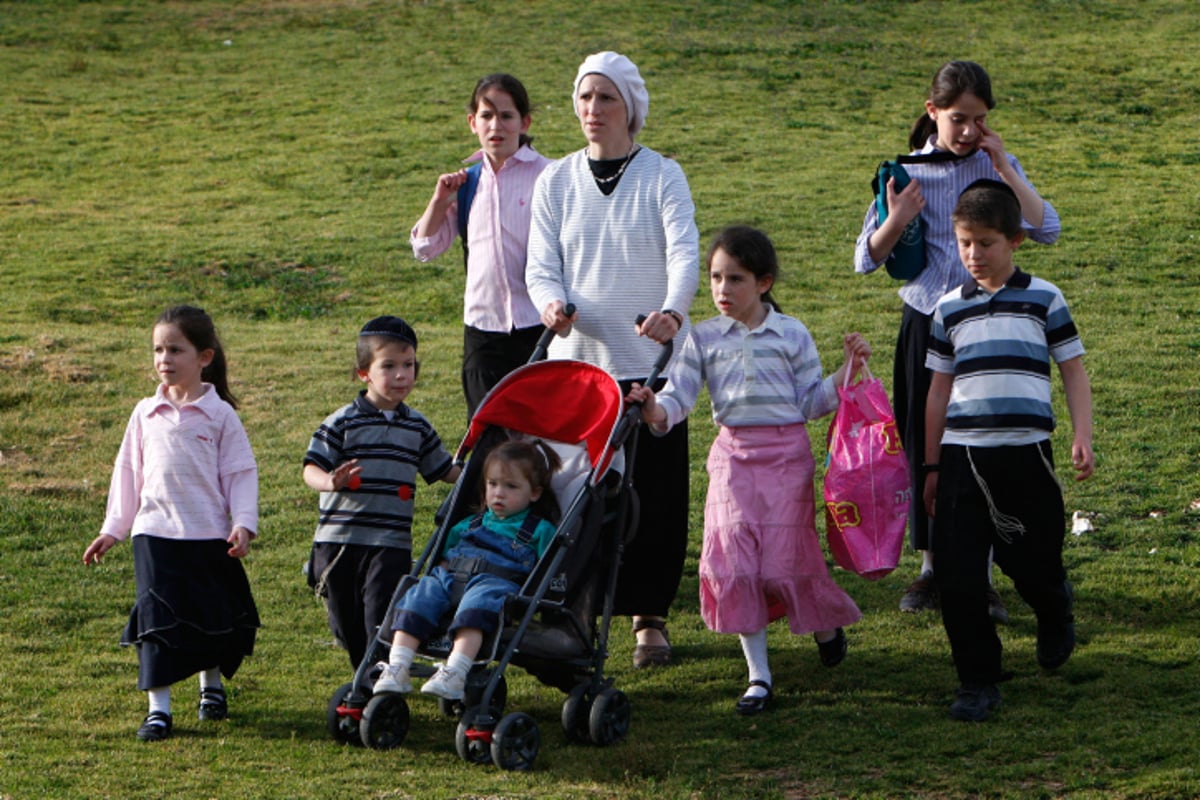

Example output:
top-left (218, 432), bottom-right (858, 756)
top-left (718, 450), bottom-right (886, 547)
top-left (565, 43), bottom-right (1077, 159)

top-left (459, 360), bottom-right (625, 475)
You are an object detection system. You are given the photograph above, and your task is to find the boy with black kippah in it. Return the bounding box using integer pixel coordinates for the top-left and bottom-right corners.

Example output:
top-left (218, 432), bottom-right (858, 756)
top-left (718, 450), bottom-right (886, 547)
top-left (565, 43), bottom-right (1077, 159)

top-left (923, 180), bottom-right (1094, 722)
top-left (304, 316), bottom-right (461, 668)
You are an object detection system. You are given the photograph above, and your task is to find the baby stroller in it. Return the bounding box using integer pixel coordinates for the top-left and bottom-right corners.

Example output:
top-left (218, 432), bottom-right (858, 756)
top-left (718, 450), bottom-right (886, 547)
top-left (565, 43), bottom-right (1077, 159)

top-left (326, 324), bottom-right (672, 771)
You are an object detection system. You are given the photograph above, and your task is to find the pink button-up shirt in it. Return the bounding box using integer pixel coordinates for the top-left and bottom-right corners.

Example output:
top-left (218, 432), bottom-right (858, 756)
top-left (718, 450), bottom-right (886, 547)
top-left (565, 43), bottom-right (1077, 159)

top-left (411, 144), bottom-right (552, 332)
top-left (100, 383), bottom-right (258, 541)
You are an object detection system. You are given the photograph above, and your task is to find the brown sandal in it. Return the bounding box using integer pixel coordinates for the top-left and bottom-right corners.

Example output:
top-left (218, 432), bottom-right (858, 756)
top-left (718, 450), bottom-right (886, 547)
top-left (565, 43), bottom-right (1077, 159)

top-left (632, 617), bottom-right (671, 669)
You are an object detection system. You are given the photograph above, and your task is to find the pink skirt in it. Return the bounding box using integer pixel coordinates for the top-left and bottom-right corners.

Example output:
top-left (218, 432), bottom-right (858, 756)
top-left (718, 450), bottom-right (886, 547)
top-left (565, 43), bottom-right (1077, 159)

top-left (701, 423), bottom-right (861, 635)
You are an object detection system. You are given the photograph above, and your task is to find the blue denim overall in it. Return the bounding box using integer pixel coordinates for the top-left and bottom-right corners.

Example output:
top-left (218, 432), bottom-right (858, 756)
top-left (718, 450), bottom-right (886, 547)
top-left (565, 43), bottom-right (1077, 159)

top-left (392, 511), bottom-right (543, 640)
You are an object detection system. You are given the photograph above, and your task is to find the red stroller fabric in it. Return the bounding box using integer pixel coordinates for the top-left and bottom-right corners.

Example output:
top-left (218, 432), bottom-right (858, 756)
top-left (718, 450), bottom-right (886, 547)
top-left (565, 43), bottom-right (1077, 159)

top-left (461, 359), bottom-right (625, 480)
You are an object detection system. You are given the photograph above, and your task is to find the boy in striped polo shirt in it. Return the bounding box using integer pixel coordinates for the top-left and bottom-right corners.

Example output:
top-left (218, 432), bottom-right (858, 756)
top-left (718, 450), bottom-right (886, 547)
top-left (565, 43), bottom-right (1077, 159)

top-left (304, 316), bottom-right (461, 668)
top-left (923, 180), bottom-right (1094, 722)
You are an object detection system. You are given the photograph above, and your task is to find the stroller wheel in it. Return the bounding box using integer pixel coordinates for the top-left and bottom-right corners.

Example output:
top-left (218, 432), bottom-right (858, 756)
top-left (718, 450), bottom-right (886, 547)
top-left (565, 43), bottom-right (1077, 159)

top-left (455, 705), bottom-right (498, 765)
top-left (588, 687), bottom-right (631, 746)
top-left (561, 683), bottom-right (595, 743)
top-left (360, 692), bottom-right (410, 750)
top-left (491, 712), bottom-right (540, 771)
top-left (326, 682), bottom-right (364, 746)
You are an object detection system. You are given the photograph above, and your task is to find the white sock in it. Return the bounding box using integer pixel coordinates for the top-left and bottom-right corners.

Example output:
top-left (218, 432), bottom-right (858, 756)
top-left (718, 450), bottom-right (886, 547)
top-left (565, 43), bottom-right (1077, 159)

top-left (200, 667), bottom-right (222, 691)
top-left (739, 628), bottom-right (771, 696)
top-left (388, 645), bottom-right (415, 671)
top-left (921, 550), bottom-right (935, 575)
top-left (446, 651), bottom-right (473, 677)
top-left (148, 687), bottom-right (171, 716)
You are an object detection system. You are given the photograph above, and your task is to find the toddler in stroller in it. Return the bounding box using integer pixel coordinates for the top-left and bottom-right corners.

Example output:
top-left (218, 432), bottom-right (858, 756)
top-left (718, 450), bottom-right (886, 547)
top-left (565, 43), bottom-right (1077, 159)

top-left (373, 439), bottom-right (562, 699)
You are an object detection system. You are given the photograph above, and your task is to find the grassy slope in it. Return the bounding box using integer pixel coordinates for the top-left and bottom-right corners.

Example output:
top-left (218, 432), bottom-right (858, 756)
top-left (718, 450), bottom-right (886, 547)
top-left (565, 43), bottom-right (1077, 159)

top-left (1, 1), bottom-right (1199, 798)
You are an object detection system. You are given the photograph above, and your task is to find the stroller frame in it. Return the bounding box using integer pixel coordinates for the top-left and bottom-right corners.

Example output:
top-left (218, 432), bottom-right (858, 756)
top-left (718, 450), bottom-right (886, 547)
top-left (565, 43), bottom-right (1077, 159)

top-left (326, 330), bottom-right (673, 771)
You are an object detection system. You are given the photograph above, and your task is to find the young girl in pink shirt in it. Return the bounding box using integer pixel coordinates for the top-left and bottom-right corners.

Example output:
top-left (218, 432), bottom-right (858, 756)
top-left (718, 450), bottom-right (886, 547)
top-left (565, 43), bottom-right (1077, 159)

top-left (83, 305), bottom-right (259, 742)
top-left (410, 73), bottom-right (553, 417)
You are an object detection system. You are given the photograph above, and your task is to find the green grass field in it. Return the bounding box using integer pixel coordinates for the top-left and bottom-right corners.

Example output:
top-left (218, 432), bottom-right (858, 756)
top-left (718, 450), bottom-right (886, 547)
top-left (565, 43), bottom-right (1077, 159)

top-left (2, 1), bottom-right (1199, 798)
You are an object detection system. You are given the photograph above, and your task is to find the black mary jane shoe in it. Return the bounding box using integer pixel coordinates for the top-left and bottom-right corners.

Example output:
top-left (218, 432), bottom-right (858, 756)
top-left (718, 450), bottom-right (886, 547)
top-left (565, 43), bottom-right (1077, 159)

top-left (734, 680), bottom-right (773, 716)
top-left (136, 710), bottom-right (173, 742)
top-left (199, 686), bottom-right (228, 721)
top-left (816, 627), bottom-right (847, 668)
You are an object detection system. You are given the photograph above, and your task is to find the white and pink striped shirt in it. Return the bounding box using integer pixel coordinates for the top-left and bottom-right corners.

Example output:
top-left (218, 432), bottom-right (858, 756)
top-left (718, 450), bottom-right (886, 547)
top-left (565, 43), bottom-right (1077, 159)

top-left (411, 144), bottom-right (552, 332)
top-left (100, 383), bottom-right (258, 541)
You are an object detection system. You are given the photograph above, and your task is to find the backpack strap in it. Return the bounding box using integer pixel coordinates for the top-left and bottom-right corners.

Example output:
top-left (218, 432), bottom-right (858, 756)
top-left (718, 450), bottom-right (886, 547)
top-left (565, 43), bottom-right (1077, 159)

top-left (456, 161), bottom-right (484, 270)
top-left (894, 150), bottom-right (967, 165)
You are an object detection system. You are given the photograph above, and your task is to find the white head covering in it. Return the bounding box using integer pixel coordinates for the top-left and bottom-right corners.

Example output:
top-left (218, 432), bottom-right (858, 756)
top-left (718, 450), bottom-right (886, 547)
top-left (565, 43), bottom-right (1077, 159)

top-left (573, 51), bottom-right (649, 137)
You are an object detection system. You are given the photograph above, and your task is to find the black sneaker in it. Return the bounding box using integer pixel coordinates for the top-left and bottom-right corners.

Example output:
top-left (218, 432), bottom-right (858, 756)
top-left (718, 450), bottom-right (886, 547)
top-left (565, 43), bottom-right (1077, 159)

top-left (199, 687), bottom-right (228, 721)
top-left (949, 684), bottom-right (1001, 722)
top-left (136, 711), bottom-right (173, 741)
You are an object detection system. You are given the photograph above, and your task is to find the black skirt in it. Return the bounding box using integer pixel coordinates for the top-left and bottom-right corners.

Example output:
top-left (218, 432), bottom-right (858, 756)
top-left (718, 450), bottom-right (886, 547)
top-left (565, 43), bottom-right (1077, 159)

top-left (121, 535), bottom-right (260, 690)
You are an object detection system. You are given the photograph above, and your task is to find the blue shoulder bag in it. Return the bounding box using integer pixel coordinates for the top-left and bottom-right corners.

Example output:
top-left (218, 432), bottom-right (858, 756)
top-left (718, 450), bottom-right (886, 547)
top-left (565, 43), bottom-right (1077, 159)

top-left (871, 151), bottom-right (963, 281)
top-left (455, 161), bottom-right (483, 270)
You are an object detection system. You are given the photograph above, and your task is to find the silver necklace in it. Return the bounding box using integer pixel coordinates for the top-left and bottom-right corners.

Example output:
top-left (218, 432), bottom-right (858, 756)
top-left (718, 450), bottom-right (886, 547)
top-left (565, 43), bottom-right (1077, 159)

top-left (591, 145), bottom-right (640, 185)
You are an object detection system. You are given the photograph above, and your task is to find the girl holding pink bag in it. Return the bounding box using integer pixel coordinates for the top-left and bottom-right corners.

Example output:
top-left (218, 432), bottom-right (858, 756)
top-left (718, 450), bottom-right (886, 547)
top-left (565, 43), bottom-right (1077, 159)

top-left (627, 225), bottom-right (870, 716)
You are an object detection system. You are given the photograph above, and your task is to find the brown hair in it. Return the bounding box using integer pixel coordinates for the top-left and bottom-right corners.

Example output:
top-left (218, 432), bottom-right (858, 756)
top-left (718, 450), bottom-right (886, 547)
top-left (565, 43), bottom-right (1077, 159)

top-left (479, 439), bottom-right (563, 523)
top-left (469, 73), bottom-right (534, 148)
top-left (953, 179), bottom-right (1023, 239)
top-left (909, 61), bottom-right (996, 151)
top-left (155, 305), bottom-right (238, 408)
top-left (707, 225), bottom-right (782, 313)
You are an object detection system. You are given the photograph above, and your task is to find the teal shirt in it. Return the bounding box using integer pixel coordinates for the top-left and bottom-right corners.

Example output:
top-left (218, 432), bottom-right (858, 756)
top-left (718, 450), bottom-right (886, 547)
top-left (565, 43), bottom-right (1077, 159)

top-left (443, 508), bottom-right (557, 559)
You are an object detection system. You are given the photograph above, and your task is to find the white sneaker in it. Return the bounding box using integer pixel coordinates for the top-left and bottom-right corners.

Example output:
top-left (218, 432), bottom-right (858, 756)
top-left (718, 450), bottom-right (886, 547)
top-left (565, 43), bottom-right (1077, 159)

top-left (373, 663), bottom-right (412, 694)
top-left (420, 665), bottom-right (466, 700)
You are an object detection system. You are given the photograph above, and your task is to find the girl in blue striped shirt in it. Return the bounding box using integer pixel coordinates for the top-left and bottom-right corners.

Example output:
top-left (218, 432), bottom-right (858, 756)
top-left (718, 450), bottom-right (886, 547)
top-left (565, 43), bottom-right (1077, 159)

top-left (629, 226), bottom-right (870, 715)
top-left (854, 61), bottom-right (1061, 617)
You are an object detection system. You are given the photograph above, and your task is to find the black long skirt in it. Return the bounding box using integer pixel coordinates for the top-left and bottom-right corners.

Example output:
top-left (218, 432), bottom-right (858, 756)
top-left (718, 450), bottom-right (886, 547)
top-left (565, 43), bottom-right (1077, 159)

top-left (120, 535), bottom-right (260, 690)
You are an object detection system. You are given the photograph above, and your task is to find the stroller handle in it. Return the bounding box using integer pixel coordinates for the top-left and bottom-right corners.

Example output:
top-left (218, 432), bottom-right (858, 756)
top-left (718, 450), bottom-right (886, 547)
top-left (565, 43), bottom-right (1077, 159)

top-left (633, 314), bottom-right (675, 386)
top-left (529, 303), bottom-right (576, 363)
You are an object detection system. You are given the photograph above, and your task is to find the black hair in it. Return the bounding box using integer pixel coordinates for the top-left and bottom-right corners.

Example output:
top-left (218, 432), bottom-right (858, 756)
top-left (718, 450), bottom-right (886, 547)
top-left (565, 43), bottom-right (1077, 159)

top-left (479, 439), bottom-right (563, 523)
top-left (706, 225), bottom-right (782, 313)
top-left (470, 73), bottom-right (534, 148)
top-left (909, 61), bottom-right (996, 151)
top-left (154, 305), bottom-right (238, 408)
top-left (953, 179), bottom-right (1023, 238)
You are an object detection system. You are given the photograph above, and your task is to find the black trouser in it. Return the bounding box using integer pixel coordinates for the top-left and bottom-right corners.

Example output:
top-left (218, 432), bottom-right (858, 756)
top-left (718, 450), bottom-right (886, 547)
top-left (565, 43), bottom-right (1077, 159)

top-left (894, 304), bottom-right (934, 551)
top-left (613, 419), bottom-right (689, 619)
top-left (932, 442), bottom-right (1071, 685)
top-left (462, 324), bottom-right (545, 418)
top-left (309, 543), bottom-right (412, 669)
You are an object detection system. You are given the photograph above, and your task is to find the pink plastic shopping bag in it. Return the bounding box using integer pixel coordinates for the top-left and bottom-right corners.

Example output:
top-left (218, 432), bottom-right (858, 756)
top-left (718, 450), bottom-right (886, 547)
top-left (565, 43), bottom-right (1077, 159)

top-left (823, 367), bottom-right (909, 580)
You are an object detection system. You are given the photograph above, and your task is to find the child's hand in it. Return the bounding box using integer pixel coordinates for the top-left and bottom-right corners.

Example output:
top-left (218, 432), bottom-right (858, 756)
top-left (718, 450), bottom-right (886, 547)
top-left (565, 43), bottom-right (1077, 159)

top-left (887, 176), bottom-right (925, 226)
top-left (923, 473), bottom-right (938, 518)
top-left (227, 526), bottom-right (254, 558)
top-left (976, 121), bottom-right (1013, 177)
top-left (1071, 440), bottom-right (1095, 481)
top-left (330, 460), bottom-right (362, 491)
top-left (625, 383), bottom-right (666, 428)
top-left (83, 534), bottom-right (118, 566)
top-left (433, 169), bottom-right (469, 205)
top-left (842, 333), bottom-right (871, 380)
